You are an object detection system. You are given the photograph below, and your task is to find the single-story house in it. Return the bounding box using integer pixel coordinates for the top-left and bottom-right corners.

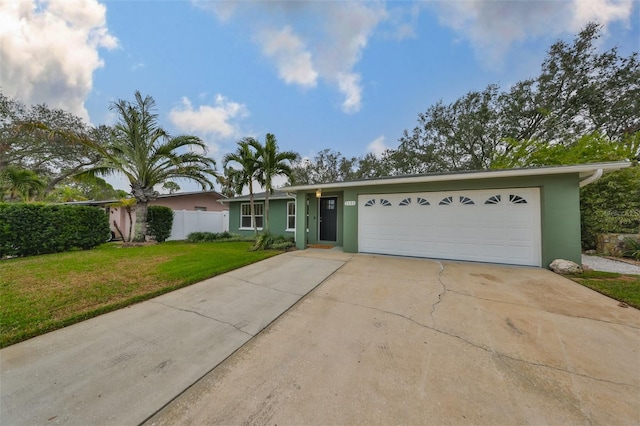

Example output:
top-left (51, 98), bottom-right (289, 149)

top-left (223, 190), bottom-right (296, 238)
top-left (225, 162), bottom-right (630, 267)
top-left (147, 190), bottom-right (228, 212)
top-left (66, 190), bottom-right (227, 239)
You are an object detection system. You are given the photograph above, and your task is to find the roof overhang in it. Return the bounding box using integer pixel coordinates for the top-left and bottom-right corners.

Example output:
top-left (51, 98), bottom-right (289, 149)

top-left (156, 190), bottom-right (226, 200)
top-left (219, 192), bottom-right (296, 203)
top-left (282, 162), bottom-right (632, 193)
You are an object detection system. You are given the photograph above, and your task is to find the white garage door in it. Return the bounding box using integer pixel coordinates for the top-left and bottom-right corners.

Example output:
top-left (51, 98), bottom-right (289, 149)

top-left (358, 188), bottom-right (541, 266)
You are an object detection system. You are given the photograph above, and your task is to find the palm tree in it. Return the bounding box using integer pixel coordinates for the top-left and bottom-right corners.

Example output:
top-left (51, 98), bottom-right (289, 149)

top-left (250, 133), bottom-right (297, 233)
top-left (76, 91), bottom-right (217, 241)
top-left (0, 166), bottom-right (45, 201)
top-left (216, 166), bottom-right (239, 198)
top-left (223, 139), bottom-right (260, 235)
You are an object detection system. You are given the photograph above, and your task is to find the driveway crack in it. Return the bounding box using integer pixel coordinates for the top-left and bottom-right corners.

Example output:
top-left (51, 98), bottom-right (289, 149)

top-left (430, 261), bottom-right (446, 321)
top-left (229, 276), bottom-right (305, 297)
top-left (150, 301), bottom-right (253, 336)
top-left (316, 295), bottom-right (640, 390)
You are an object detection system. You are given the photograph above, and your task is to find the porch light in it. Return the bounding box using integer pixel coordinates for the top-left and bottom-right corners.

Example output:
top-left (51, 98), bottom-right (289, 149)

top-left (315, 188), bottom-right (322, 198)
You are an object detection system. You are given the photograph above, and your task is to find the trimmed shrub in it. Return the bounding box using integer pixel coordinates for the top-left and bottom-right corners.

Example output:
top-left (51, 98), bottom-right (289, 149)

top-left (147, 206), bottom-right (174, 242)
top-left (186, 232), bottom-right (248, 243)
top-left (251, 233), bottom-right (295, 251)
top-left (0, 203), bottom-right (110, 257)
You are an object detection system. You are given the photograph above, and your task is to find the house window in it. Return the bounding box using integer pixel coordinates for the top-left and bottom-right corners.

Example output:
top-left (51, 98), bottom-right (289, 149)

top-left (286, 201), bottom-right (296, 230)
top-left (194, 206), bottom-right (207, 211)
top-left (240, 203), bottom-right (263, 229)
top-left (484, 195), bottom-right (501, 205)
top-left (509, 194), bottom-right (528, 204)
top-left (439, 196), bottom-right (453, 205)
top-left (459, 196), bottom-right (475, 205)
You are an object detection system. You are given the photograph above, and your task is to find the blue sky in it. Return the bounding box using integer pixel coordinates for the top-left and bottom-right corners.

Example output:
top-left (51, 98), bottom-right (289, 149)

top-left (1, 0), bottom-right (639, 192)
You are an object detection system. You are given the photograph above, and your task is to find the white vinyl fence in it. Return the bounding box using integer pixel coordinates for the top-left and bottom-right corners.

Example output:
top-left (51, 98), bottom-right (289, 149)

top-left (168, 210), bottom-right (229, 241)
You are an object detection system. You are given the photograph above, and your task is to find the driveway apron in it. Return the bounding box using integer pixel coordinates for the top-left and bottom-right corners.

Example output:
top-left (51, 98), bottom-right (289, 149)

top-left (146, 254), bottom-right (640, 426)
top-left (0, 250), bottom-right (349, 425)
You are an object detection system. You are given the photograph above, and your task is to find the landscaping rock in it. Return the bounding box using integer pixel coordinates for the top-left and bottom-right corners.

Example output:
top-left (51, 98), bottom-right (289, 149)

top-left (549, 259), bottom-right (583, 274)
top-left (596, 233), bottom-right (640, 257)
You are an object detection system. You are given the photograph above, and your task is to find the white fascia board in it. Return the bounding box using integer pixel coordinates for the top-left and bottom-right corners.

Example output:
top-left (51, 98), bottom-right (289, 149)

top-left (282, 162), bottom-right (632, 193)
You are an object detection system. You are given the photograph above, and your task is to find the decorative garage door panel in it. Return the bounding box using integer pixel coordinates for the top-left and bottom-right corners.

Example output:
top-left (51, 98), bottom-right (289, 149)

top-left (358, 189), bottom-right (541, 266)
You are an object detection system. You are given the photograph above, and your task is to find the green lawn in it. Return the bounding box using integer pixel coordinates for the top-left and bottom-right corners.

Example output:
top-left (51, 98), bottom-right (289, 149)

top-left (0, 241), bottom-right (281, 348)
top-left (568, 271), bottom-right (640, 309)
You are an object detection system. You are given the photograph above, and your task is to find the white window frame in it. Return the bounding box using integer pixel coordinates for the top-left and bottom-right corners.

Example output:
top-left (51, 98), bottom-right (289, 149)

top-left (286, 201), bottom-right (296, 231)
top-left (240, 202), bottom-right (264, 230)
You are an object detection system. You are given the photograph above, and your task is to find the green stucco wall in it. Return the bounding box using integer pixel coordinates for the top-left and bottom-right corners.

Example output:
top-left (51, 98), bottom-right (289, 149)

top-left (295, 173), bottom-right (583, 267)
top-left (539, 176), bottom-right (582, 265)
top-left (228, 199), bottom-right (295, 238)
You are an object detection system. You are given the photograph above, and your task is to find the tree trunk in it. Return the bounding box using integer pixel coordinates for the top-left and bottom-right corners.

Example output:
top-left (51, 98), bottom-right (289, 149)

top-left (264, 188), bottom-right (270, 234)
top-left (249, 181), bottom-right (257, 236)
top-left (130, 183), bottom-right (158, 242)
top-left (133, 201), bottom-right (148, 242)
top-left (126, 208), bottom-right (134, 242)
top-left (113, 220), bottom-right (126, 241)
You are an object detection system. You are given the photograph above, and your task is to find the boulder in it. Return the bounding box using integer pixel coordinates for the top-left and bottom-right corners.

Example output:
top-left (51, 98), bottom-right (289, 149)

top-left (549, 259), bottom-right (583, 274)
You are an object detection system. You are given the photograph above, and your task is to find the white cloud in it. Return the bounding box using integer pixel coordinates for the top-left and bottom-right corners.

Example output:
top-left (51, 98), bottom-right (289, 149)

top-left (316, 2), bottom-right (387, 113)
top-left (336, 72), bottom-right (362, 114)
top-left (384, 2), bottom-right (421, 41)
top-left (192, 0), bottom-right (237, 22)
top-left (198, 1), bottom-right (387, 114)
top-left (430, 0), bottom-right (634, 66)
top-left (258, 26), bottom-right (318, 88)
top-left (169, 95), bottom-right (249, 156)
top-left (0, 0), bottom-right (118, 122)
top-left (367, 135), bottom-right (390, 158)
top-left (571, 0), bottom-right (633, 30)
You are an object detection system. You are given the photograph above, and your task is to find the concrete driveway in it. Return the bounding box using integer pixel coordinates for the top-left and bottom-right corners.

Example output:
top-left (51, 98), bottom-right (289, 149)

top-left (147, 253), bottom-right (640, 425)
top-left (0, 250), bottom-right (347, 425)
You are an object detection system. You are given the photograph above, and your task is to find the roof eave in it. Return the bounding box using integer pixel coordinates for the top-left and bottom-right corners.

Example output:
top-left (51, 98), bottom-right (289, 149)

top-left (282, 162), bottom-right (631, 192)
top-left (220, 193), bottom-right (296, 203)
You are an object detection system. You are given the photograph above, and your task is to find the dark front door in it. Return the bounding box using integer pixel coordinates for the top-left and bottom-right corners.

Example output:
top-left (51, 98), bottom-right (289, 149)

top-left (319, 197), bottom-right (337, 241)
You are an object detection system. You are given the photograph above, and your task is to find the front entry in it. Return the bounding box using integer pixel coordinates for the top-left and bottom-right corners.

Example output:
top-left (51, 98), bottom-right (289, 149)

top-left (319, 197), bottom-right (338, 241)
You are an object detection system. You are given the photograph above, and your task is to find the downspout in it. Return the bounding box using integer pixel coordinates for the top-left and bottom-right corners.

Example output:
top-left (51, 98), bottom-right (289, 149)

top-left (579, 168), bottom-right (603, 188)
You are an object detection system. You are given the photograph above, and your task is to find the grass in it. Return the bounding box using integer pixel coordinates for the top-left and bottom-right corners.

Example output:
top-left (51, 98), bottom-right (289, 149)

top-left (568, 271), bottom-right (640, 309)
top-left (0, 241), bottom-right (281, 348)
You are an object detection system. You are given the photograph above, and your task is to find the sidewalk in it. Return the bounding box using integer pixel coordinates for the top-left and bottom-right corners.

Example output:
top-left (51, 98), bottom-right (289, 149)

top-left (0, 250), bottom-right (350, 425)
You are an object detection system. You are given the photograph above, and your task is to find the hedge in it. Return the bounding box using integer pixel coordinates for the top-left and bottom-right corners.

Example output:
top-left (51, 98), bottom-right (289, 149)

top-left (0, 203), bottom-right (110, 257)
top-left (147, 205), bottom-right (173, 242)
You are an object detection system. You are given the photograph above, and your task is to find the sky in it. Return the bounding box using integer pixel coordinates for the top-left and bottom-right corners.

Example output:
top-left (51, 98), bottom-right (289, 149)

top-left (1, 0), bottom-right (639, 193)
